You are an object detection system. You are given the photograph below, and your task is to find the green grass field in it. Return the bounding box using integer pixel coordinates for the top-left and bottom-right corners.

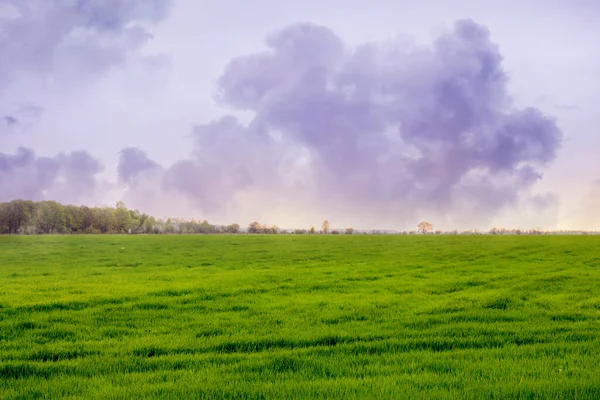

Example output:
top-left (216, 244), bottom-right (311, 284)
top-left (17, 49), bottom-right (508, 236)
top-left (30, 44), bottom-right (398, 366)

top-left (1, 235), bottom-right (600, 399)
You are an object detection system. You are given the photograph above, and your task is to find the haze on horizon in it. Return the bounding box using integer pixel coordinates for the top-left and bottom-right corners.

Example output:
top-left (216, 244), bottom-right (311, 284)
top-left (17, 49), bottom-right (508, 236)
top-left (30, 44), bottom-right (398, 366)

top-left (1, 0), bottom-right (599, 231)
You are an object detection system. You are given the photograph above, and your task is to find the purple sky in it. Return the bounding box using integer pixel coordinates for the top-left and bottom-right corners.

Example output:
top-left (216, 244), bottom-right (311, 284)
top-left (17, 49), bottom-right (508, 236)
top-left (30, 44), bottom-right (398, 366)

top-left (1, 0), bottom-right (599, 230)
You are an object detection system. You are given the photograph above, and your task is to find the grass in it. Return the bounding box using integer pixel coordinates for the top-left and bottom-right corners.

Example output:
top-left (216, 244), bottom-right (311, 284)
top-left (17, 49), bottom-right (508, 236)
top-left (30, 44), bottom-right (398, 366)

top-left (1, 234), bottom-right (600, 399)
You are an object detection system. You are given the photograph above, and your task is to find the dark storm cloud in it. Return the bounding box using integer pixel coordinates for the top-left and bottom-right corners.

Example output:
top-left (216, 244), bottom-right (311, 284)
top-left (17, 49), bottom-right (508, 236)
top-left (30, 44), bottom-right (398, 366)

top-left (138, 19), bottom-right (561, 217)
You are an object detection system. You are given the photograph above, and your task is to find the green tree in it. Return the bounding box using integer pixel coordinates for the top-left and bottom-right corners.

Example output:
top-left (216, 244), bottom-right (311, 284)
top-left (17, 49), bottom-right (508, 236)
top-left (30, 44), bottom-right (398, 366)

top-left (144, 216), bottom-right (156, 233)
top-left (225, 223), bottom-right (240, 234)
top-left (198, 220), bottom-right (214, 234)
top-left (95, 208), bottom-right (116, 233)
top-left (0, 203), bottom-right (10, 234)
top-left (4, 200), bottom-right (36, 234)
top-left (65, 205), bottom-right (82, 233)
top-left (114, 202), bottom-right (132, 233)
top-left (79, 206), bottom-right (97, 232)
top-left (36, 201), bottom-right (66, 234)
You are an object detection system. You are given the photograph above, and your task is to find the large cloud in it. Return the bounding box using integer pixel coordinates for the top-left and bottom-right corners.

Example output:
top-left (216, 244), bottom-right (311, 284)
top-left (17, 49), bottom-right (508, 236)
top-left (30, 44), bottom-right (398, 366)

top-left (120, 19), bottom-right (562, 226)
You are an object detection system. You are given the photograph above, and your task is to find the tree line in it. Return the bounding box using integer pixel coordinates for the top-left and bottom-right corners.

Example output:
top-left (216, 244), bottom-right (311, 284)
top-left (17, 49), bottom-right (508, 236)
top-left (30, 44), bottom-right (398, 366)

top-left (0, 201), bottom-right (350, 236)
top-left (3, 200), bottom-right (596, 236)
top-left (0, 200), bottom-right (240, 235)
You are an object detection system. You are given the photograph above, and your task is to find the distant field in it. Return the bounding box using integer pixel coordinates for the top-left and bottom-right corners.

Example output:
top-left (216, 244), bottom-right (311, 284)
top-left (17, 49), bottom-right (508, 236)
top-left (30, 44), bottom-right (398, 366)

top-left (1, 235), bottom-right (600, 399)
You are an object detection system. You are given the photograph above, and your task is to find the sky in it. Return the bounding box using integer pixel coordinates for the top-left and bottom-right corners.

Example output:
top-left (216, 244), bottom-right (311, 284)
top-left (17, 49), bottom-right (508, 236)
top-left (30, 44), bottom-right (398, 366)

top-left (1, 0), bottom-right (599, 231)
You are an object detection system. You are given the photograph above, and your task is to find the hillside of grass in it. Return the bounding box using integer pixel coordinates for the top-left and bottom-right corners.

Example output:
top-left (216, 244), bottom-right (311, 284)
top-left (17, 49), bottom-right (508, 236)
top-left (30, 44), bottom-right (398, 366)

top-left (1, 235), bottom-right (599, 398)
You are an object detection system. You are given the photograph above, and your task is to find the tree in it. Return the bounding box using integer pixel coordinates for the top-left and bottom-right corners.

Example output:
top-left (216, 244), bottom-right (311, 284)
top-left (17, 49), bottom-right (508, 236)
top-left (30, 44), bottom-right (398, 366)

top-left (198, 220), bottom-right (214, 234)
top-left (36, 201), bottom-right (66, 234)
top-left (164, 222), bottom-right (175, 234)
top-left (322, 220), bottom-right (330, 234)
top-left (345, 227), bottom-right (354, 235)
top-left (0, 203), bottom-right (9, 234)
top-left (309, 226), bottom-right (316, 234)
top-left (248, 221), bottom-right (262, 234)
top-left (114, 202), bottom-right (132, 233)
top-left (417, 221), bottom-right (433, 234)
top-left (0, 199), bottom-right (268, 236)
top-left (95, 208), bottom-right (116, 233)
top-left (225, 223), bottom-right (240, 234)
top-left (79, 206), bottom-right (96, 232)
top-left (143, 216), bottom-right (156, 233)
top-left (128, 209), bottom-right (144, 233)
top-left (65, 205), bottom-right (82, 233)
top-left (4, 200), bottom-right (36, 234)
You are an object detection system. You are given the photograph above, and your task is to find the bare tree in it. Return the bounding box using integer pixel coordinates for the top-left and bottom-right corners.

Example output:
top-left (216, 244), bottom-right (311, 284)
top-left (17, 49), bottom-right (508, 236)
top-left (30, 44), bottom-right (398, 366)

top-left (322, 220), bottom-right (330, 234)
top-left (248, 221), bottom-right (262, 233)
top-left (417, 221), bottom-right (433, 234)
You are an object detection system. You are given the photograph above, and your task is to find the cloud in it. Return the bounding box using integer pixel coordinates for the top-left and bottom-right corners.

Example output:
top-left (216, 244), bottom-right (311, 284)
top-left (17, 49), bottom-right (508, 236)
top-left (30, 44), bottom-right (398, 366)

top-left (0, 147), bottom-right (105, 204)
top-left (0, 104), bottom-right (43, 134)
top-left (0, 0), bottom-right (172, 86)
top-left (118, 147), bottom-right (161, 184)
top-left (0, 15), bottom-right (563, 227)
top-left (119, 19), bottom-right (561, 226)
top-left (3, 115), bottom-right (16, 126)
top-left (0, 0), bottom-right (173, 141)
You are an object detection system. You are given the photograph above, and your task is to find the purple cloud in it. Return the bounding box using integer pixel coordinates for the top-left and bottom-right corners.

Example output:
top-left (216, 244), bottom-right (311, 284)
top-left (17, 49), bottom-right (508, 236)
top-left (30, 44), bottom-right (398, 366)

top-left (0, 147), bottom-right (104, 203)
top-left (118, 147), bottom-right (161, 184)
top-left (123, 19), bottom-right (560, 220)
top-left (3, 115), bottom-right (17, 126)
top-left (0, 16), bottom-right (561, 224)
top-left (0, 0), bottom-right (173, 158)
top-left (0, 104), bottom-right (43, 135)
top-left (0, 0), bottom-right (173, 115)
